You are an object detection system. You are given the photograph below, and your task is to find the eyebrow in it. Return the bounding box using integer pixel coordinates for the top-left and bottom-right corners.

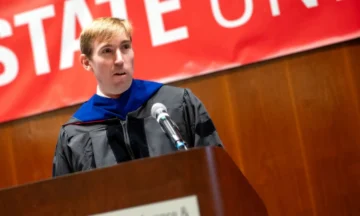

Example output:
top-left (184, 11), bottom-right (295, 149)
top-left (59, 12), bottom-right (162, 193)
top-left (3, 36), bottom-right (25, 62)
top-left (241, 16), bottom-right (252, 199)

top-left (99, 40), bottom-right (132, 50)
top-left (121, 40), bottom-right (131, 44)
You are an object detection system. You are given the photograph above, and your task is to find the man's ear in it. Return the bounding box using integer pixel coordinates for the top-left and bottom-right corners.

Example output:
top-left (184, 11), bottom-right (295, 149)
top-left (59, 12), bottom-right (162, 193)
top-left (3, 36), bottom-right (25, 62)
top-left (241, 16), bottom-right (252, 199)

top-left (80, 54), bottom-right (92, 71)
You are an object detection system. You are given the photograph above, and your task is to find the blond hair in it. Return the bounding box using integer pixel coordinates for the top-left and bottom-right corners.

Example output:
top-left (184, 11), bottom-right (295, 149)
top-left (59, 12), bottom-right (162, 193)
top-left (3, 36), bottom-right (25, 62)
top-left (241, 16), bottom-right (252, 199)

top-left (80, 17), bottom-right (133, 58)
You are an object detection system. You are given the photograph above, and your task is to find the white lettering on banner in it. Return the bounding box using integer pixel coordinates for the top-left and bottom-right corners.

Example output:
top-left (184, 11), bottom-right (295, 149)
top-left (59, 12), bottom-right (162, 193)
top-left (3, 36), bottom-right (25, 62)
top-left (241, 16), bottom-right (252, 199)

top-left (0, 19), bottom-right (18, 87)
top-left (91, 195), bottom-right (200, 216)
top-left (14, 5), bottom-right (55, 75)
top-left (60, 0), bottom-right (93, 70)
top-left (0, 0), bottom-right (339, 88)
top-left (210, 0), bottom-right (253, 28)
top-left (0, 47), bottom-right (18, 87)
top-left (144, 0), bottom-right (189, 46)
top-left (302, 0), bottom-right (318, 8)
top-left (95, 0), bottom-right (128, 19)
top-left (269, 0), bottom-right (280, 16)
top-left (0, 19), bottom-right (13, 37)
top-left (270, 0), bottom-right (318, 16)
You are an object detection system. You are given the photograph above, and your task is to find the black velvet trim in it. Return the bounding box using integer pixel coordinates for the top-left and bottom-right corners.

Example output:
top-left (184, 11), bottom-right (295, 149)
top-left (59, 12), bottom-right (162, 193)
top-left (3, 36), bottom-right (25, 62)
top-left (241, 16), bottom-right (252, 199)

top-left (195, 119), bottom-right (216, 137)
top-left (106, 124), bottom-right (132, 163)
top-left (128, 117), bottom-right (150, 159)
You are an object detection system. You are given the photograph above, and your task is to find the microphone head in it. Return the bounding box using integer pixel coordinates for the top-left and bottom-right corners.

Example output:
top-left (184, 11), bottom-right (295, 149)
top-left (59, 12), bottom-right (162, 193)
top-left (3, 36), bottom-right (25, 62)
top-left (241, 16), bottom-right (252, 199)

top-left (151, 103), bottom-right (167, 119)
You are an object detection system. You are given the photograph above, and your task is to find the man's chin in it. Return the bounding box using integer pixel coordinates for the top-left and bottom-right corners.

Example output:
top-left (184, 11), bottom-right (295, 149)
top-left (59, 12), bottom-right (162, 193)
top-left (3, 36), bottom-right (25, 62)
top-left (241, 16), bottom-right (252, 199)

top-left (112, 79), bottom-right (132, 92)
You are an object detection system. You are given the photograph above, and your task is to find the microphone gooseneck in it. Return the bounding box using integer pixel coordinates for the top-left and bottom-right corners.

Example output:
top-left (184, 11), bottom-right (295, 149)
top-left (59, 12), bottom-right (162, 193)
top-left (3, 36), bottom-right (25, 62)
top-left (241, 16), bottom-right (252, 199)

top-left (151, 103), bottom-right (188, 150)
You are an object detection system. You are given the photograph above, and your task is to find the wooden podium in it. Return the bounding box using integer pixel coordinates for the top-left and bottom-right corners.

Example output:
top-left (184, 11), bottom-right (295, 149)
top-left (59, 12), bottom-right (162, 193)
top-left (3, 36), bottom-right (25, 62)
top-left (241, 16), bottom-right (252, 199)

top-left (0, 147), bottom-right (268, 215)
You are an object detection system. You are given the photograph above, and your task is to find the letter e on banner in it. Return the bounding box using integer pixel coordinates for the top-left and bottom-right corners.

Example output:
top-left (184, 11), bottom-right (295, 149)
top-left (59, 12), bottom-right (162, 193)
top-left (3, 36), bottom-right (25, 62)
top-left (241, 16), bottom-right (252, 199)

top-left (144, 0), bottom-right (189, 46)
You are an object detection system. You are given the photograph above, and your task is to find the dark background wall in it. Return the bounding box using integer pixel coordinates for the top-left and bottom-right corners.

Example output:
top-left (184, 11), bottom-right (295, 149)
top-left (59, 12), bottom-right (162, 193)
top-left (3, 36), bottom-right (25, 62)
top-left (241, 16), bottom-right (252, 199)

top-left (1, 39), bottom-right (359, 216)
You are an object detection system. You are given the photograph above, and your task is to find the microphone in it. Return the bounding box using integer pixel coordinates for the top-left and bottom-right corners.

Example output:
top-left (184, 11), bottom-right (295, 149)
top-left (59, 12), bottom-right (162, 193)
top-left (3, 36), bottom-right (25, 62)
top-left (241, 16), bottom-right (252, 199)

top-left (151, 103), bottom-right (188, 150)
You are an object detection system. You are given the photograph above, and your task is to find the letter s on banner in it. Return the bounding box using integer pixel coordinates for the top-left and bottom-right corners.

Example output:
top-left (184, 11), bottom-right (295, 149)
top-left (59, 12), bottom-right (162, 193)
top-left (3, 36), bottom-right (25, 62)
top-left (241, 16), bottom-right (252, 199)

top-left (14, 5), bottom-right (55, 76)
top-left (0, 19), bottom-right (19, 87)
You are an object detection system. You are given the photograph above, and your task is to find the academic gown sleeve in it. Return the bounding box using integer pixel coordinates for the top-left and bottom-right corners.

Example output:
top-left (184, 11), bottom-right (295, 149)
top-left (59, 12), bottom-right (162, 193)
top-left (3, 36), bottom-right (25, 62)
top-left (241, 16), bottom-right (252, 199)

top-left (182, 88), bottom-right (223, 148)
top-left (52, 128), bottom-right (73, 177)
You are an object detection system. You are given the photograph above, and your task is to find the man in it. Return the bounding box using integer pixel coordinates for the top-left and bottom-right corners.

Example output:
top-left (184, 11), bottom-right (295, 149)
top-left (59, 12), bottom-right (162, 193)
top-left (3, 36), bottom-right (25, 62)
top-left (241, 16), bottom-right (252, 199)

top-left (52, 17), bottom-right (222, 177)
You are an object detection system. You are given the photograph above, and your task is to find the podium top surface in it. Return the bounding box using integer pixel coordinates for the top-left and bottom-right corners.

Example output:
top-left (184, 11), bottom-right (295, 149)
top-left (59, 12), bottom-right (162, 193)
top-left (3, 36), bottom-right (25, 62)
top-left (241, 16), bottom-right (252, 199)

top-left (0, 146), bottom-right (268, 216)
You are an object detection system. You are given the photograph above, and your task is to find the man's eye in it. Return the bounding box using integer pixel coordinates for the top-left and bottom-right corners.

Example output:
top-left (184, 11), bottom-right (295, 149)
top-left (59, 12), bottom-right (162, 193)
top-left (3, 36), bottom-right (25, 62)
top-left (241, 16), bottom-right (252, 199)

top-left (102, 48), bottom-right (112, 53)
top-left (122, 43), bottom-right (131, 49)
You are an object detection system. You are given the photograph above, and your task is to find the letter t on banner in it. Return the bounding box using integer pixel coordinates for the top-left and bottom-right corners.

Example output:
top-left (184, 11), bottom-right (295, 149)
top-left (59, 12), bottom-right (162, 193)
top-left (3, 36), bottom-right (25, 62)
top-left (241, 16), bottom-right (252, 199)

top-left (60, 0), bottom-right (93, 70)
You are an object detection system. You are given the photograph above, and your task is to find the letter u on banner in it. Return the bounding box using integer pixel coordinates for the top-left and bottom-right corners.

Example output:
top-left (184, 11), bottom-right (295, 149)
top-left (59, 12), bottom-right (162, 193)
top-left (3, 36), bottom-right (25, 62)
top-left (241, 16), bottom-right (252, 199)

top-left (210, 0), bottom-right (253, 28)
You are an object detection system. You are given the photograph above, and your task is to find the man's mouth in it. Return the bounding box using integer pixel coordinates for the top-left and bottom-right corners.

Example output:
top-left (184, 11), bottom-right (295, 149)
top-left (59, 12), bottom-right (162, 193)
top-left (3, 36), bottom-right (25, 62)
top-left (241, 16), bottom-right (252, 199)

top-left (114, 72), bottom-right (126, 76)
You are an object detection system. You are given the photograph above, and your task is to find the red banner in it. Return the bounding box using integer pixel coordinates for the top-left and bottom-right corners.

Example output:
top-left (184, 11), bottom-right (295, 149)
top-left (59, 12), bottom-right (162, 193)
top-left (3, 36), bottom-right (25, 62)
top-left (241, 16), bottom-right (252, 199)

top-left (0, 0), bottom-right (359, 123)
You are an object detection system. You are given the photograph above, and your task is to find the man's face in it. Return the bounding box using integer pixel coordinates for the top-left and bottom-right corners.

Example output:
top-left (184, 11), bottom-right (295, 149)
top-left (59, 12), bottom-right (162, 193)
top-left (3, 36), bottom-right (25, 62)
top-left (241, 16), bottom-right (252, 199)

top-left (85, 31), bottom-right (134, 97)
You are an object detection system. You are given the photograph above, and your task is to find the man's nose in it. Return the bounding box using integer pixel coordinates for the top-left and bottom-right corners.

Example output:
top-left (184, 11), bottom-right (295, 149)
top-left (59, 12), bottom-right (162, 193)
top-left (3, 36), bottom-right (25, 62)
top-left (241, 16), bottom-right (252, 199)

top-left (114, 49), bottom-right (124, 64)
